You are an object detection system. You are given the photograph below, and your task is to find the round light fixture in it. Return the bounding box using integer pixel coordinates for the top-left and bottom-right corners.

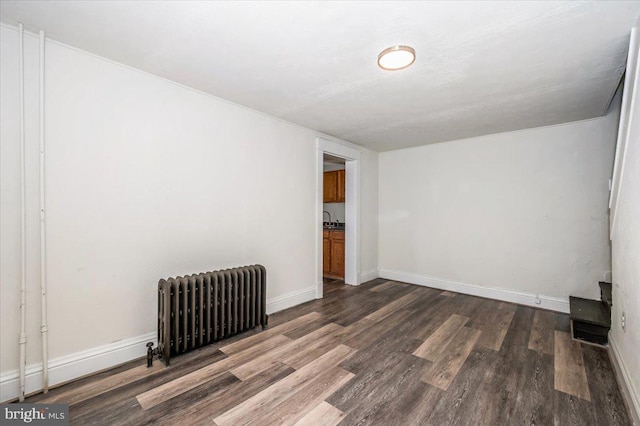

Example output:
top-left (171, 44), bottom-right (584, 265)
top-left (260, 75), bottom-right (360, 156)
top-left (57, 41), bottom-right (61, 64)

top-left (377, 45), bottom-right (416, 71)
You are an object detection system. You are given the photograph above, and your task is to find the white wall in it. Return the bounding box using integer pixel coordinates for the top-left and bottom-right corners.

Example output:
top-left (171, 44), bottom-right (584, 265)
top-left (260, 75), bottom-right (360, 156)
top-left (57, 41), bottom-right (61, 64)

top-left (0, 25), bottom-right (378, 399)
top-left (359, 148), bottom-right (379, 279)
top-left (323, 203), bottom-right (345, 223)
top-left (379, 111), bottom-right (619, 309)
top-left (323, 163), bottom-right (345, 172)
top-left (609, 27), bottom-right (640, 421)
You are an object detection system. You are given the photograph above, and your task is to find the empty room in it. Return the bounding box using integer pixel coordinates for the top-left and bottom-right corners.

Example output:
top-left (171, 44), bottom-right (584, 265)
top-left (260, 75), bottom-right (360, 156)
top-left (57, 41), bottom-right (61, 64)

top-left (1, 1), bottom-right (639, 425)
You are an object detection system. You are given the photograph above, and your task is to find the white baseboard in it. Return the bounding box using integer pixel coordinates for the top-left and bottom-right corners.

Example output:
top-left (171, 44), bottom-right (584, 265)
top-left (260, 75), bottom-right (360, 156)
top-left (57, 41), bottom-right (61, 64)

top-left (378, 269), bottom-right (569, 313)
top-left (359, 269), bottom-right (379, 284)
top-left (0, 285), bottom-right (317, 403)
top-left (266, 285), bottom-right (316, 315)
top-left (609, 335), bottom-right (640, 425)
top-left (0, 285), bottom-right (319, 403)
top-left (1, 332), bottom-right (156, 403)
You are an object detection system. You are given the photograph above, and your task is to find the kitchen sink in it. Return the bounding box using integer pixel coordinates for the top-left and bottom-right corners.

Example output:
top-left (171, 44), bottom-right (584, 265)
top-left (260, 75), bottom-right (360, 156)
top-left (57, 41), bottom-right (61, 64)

top-left (323, 222), bottom-right (345, 230)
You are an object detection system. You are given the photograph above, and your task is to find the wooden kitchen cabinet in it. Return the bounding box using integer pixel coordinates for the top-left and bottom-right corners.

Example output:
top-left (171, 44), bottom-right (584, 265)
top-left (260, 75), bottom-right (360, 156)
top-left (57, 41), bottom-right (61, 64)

top-left (336, 170), bottom-right (345, 202)
top-left (323, 230), bottom-right (331, 275)
top-left (329, 231), bottom-right (345, 278)
top-left (323, 230), bottom-right (344, 279)
top-left (323, 171), bottom-right (338, 203)
top-left (323, 170), bottom-right (345, 203)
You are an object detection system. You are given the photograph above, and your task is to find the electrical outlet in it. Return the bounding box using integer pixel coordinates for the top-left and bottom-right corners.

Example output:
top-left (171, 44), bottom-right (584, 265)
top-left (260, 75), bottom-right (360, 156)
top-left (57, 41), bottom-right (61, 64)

top-left (621, 311), bottom-right (626, 332)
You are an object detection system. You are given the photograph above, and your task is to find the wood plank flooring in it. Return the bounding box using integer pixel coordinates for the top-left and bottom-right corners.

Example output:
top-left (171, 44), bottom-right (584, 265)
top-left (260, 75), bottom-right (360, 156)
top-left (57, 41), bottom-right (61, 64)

top-left (25, 278), bottom-right (631, 425)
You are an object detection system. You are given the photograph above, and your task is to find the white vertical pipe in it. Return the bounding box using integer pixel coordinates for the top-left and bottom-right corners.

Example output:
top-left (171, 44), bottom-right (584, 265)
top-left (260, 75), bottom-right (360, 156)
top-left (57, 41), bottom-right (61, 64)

top-left (18, 21), bottom-right (27, 402)
top-left (39, 29), bottom-right (49, 394)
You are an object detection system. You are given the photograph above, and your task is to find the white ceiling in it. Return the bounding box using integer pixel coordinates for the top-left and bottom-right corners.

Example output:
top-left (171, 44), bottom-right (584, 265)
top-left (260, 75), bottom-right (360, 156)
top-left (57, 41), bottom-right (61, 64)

top-left (2, 1), bottom-right (639, 151)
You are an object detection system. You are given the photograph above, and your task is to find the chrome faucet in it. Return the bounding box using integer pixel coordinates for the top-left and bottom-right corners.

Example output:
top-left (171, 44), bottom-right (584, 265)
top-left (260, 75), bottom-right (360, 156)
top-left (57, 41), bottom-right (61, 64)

top-left (323, 210), bottom-right (332, 224)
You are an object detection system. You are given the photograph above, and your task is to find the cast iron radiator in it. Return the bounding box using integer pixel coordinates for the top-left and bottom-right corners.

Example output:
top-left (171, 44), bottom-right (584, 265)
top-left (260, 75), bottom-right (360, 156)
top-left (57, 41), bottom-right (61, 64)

top-left (157, 264), bottom-right (268, 365)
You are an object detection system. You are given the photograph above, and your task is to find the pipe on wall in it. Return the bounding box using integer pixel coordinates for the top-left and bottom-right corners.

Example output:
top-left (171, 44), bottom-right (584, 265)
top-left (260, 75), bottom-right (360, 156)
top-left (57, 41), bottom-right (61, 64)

top-left (18, 21), bottom-right (27, 402)
top-left (39, 29), bottom-right (49, 393)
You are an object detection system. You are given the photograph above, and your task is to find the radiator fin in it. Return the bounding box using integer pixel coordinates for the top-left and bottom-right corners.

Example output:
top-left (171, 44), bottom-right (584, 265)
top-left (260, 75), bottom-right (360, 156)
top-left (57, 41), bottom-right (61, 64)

top-left (157, 265), bottom-right (268, 365)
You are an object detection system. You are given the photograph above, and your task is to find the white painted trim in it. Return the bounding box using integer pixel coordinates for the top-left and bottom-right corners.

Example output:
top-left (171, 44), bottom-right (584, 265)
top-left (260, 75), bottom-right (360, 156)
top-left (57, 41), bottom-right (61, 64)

top-left (318, 138), bottom-right (362, 162)
top-left (379, 269), bottom-right (569, 313)
top-left (316, 138), bottom-right (362, 291)
top-left (266, 286), bottom-right (316, 315)
top-left (1, 332), bottom-right (156, 403)
top-left (360, 269), bottom-right (379, 284)
top-left (0, 284), bottom-right (317, 402)
top-left (609, 334), bottom-right (640, 425)
top-left (610, 27), bottom-right (639, 234)
top-left (315, 145), bottom-right (324, 299)
top-left (344, 159), bottom-right (361, 285)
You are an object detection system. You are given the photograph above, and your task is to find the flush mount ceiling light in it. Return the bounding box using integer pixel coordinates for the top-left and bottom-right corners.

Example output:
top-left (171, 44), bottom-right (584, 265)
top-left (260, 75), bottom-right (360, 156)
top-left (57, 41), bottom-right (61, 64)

top-left (377, 45), bottom-right (416, 71)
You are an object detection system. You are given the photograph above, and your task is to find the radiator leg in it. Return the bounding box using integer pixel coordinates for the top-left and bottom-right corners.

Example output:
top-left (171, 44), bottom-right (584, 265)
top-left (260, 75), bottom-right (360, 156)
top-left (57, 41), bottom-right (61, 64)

top-left (146, 342), bottom-right (154, 368)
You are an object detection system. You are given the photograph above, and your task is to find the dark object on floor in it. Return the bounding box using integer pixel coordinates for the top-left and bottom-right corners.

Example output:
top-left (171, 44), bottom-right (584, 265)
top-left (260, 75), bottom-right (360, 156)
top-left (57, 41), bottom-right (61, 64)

top-left (146, 342), bottom-right (154, 368)
top-left (569, 281), bottom-right (612, 346)
top-left (157, 265), bottom-right (268, 365)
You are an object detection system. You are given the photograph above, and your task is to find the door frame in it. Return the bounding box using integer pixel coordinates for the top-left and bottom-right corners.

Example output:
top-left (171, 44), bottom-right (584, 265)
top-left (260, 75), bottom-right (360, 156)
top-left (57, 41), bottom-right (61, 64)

top-left (315, 137), bottom-right (361, 299)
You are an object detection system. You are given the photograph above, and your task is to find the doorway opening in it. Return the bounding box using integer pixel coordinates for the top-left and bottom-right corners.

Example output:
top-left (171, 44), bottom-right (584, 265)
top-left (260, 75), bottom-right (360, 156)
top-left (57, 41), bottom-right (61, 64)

top-left (315, 138), bottom-right (361, 299)
top-left (322, 154), bottom-right (346, 287)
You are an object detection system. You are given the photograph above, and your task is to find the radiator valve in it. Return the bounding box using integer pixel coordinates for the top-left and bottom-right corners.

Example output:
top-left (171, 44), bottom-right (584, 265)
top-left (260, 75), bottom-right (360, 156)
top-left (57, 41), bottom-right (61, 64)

top-left (146, 342), bottom-right (154, 368)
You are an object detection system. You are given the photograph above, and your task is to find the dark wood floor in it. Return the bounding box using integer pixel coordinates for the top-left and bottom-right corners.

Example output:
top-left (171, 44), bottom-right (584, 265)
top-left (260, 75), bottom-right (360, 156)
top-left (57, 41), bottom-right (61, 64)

top-left (27, 278), bottom-right (630, 425)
